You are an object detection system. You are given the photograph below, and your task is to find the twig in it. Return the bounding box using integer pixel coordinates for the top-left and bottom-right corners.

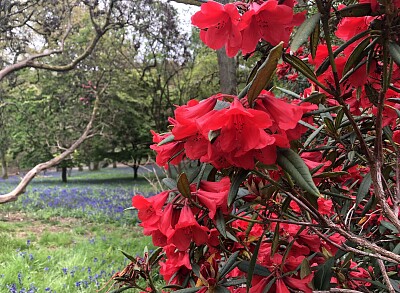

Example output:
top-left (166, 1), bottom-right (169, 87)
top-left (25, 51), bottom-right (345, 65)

top-left (377, 259), bottom-right (395, 293)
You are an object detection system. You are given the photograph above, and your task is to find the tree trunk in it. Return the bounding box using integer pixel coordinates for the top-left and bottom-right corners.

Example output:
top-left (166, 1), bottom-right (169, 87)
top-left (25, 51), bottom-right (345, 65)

top-left (113, 161), bottom-right (117, 168)
top-left (78, 165), bottom-right (83, 171)
top-left (217, 48), bottom-right (237, 95)
top-left (1, 151), bottom-right (8, 179)
top-left (216, 0), bottom-right (237, 95)
top-left (91, 162), bottom-right (99, 171)
top-left (133, 165), bottom-right (139, 180)
top-left (61, 166), bottom-right (67, 183)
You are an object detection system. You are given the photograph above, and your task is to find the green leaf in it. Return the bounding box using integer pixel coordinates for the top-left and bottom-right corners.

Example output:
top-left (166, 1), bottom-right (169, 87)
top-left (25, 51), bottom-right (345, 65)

top-left (247, 42), bottom-right (284, 106)
top-left (283, 54), bottom-right (325, 89)
top-left (314, 257), bottom-right (335, 290)
top-left (228, 169), bottom-right (249, 206)
top-left (300, 258), bottom-right (312, 279)
top-left (342, 37), bottom-right (372, 76)
top-left (290, 13), bottom-right (321, 53)
top-left (276, 148), bottom-right (320, 198)
top-left (381, 220), bottom-right (399, 233)
top-left (147, 247), bottom-right (163, 266)
top-left (246, 233), bottom-right (265, 292)
top-left (313, 171), bottom-right (348, 178)
top-left (275, 86), bottom-right (301, 99)
top-left (300, 92), bottom-right (326, 104)
top-left (389, 41), bottom-right (400, 66)
top-left (119, 250), bottom-right (137, 263)
top-left (356, 172), bottom-right (371, 206)
top-left (219, 251), bottom-right (240, 279)
top-left (215, 286), bottom-right (231, 293)
top-left (220, 278), bottom-right (246, 287)
top-left (208, 130), bottom-right (221, 142)
top-left (177, 173), bottom-right (191, 198)
top-left (162, 178), bottom-right (176, 190)
top-left (237, 261), bottom-right (271, 277)
top-left (309, 19), bottom-right (320, 59)
top-left (174, 287), bottom-right (203, 293)
top-left (215, 209), bottom-right (228, 238)
top-left (337, 3), bottom-right (372, 17)
top-left (271, 223), bottom-right (280, 256)
top-left (157, 134), bottom-right (174, 146)
top-left (316, 29), bottom-right (373, 76)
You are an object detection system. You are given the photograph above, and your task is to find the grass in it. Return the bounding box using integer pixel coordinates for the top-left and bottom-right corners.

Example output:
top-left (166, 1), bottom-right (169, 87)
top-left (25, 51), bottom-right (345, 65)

top-left (0, 166), bottom-right (158, 293)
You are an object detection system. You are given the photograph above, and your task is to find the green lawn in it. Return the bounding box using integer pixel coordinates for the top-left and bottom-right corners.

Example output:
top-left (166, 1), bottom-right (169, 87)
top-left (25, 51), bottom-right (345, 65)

top-left (0, 167), bottom-right (156, 293)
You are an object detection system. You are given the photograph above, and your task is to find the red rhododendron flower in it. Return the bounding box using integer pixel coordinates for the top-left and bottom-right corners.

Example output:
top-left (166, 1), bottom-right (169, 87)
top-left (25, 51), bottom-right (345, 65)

top-left (150, 130), bottom-right (184, 168)
top-left (168, 205), bottom-right (209, 251)
top-left (196, 177), bottom-right (230, 219)
top-left (191, 1), bottom-right (242, 57)
top-left (239, 1), bottom-right (294, 54)
top-left (317, 197), bottom-right (333, 215)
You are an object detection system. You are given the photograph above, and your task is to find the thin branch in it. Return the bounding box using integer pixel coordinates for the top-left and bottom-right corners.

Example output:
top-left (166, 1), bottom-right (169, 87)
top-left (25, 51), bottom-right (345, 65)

top-left (0, 84), bottom-right (106, 204)
top-left (377, 259), bottom-right (395, 293)
top-left (170, 0), bottom-right (206, 6)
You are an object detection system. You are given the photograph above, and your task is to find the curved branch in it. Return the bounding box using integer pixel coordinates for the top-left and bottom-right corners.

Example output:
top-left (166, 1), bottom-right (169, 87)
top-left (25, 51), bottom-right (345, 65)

top-left (0, 85), bottom-right (104, 204)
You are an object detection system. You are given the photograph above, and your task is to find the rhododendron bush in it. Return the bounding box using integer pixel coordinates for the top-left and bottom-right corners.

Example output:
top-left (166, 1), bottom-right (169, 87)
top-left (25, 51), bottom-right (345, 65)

top-left (110, 0), bottom-right (400, 292)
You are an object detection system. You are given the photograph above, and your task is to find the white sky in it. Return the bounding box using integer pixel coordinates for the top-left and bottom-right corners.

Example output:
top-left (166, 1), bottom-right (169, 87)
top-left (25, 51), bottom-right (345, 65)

top-left (170, 1), bottom-right (198, 34)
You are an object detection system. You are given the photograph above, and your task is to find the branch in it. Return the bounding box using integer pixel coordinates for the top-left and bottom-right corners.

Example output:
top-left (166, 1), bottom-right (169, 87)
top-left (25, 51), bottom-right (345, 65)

top-left (377, 259), bottom-right (395, 293)
top-left (0, 85), bottom-right (105, 204)
top-left (170, 0), bottom-right (206, 6)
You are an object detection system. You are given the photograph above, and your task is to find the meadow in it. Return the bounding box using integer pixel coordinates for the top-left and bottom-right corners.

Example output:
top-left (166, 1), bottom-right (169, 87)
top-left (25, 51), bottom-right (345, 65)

top-left (0, 166), bottom-right (159, 293)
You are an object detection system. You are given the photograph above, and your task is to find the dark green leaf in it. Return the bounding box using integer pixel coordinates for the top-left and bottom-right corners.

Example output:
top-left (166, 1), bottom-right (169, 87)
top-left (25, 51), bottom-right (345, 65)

top-left (237, 261), bottom-right (271, 277)
top-left (300, 92), bottom-right (326, 104)
top-left (174, 287), bottom-right (203, 293)
top-left (119, 250), bottom-right (137, 263)
top-left (310, 19), bottom-right (320, 59)
top-left (177, 173), bottom-right (191, 198)
top-left (219, 251), bottom-right (240, 279)
top-left (276, 148), bottom-right (320, 198)
top-left (228, 169), bottom-right (249, 206)
top-left (271, 223), bottom-right (280, 256)
top-left (316, 29), bottom-right (373, 76)
top-left (337, 3), bottom-right (372, 17)
top-left (387, 98), bottom-right (400, 104)
top-left (283, 54), bottom-right (326, 89)
top-left (356, 172), bottom-right (371, 206)
top-left (147, 247), bottom-right (163, 266)
top-left (220, 278), bottom-right (246, 287)
top-left (314, 257), bottom-right (335, 290)
top-left (290, 13), bottom-right (321, 53)
top-left (381, 220), bottom-right (399, 233)
top-left (215, 286), bottom-right (231, 293)
top-left (215, 209), bottom-right (227, 238)
top-left (342, 37), bottom-right (372, 76)
top-left (247, 42), bottom-right (284, 106)
top-left (313, 171), bottom-right (348, 178)
top-left (246, 233), bottom-right (265, 292)
top-left (389, 41), bottom-right (400, 66)
top-left (275, 86), bottom-right (301, 99)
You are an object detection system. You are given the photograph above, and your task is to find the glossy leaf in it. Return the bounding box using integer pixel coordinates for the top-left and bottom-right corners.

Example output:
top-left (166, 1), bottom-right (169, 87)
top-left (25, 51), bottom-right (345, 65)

top-left (356, 172), bottom-right (371, 205)
top-left (290, 13), bottom-right (321, 53)
top-left (314, 257), bottom-right (335, 290)
top-left (389, 41), bottom-right (400, 66)
top-left (337, 3), bottom-right (372, 17)
top-left (342, 37), bottom-right (372, 75)
top-left (147, 247), bottom-right (163, 266)
top-left (215, 208), bottom-right (228, 238)
top-left (162, 178), bottom-right (177, 190)
top-left (119, 250), bottom-right (137, 263)
top-left (108, 286), bottom-right (135, 293)
top-left (247, 42), bottom-right (283, 106)
top-left (277, 148), bottom-right (320, 198)
top-left (310, 19), bottom-right (320, 59)
top-left (300, 258), bottom-right (312, 279)
top-left (246, 233), bottom-right (264, 292)
top-left (237, 261), bottom-right (271, 277)
top-left (177, 173), bottom-right (191, 198)
top-left (219, 251), bottom-right (240, 279)
top-left (174, 287), bottom-right (203, 293)
top-left (228, 169), bottom-right (249, 206)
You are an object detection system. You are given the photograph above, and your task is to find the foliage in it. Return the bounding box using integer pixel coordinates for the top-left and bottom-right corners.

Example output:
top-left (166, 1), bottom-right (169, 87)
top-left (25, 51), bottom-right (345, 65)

top-left (113, 0), bottom-right (400, 292)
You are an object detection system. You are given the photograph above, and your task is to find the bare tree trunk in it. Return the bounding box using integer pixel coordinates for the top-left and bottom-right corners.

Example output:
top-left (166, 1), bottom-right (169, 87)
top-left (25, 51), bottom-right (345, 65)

top-left (113, 161), bottom-right (117, 168)
top-left (217, 48), bottom-right (237, 95)
top-left (1, 151), bottom-right (8, 179)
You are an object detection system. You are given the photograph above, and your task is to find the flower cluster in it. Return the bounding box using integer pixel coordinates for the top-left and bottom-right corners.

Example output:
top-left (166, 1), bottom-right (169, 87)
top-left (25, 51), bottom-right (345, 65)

top-left (191, 0), bottom-right (305, 57)
top-left (151, 91), bottom-right (316, 170)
